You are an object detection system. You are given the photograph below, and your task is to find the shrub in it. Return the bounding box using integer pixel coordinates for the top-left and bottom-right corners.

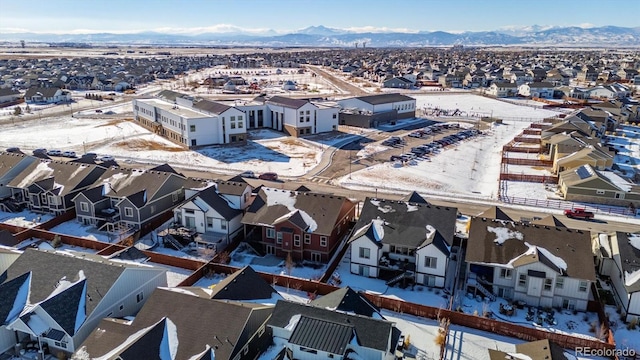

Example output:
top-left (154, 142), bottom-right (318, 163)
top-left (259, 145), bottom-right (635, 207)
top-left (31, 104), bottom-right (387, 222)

top-left (628, 317), bottom-right (638, 330)
top-left (434, 331), bottom-right (446, 346)
top-left (589, 321), bottom-right (597, 333)
top-left (51, 235), bottom-right (62, 248)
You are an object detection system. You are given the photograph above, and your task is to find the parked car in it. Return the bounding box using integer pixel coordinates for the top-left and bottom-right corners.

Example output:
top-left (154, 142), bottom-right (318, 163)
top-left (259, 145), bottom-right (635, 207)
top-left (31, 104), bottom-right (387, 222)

top-left (62, 151), bottom-right (77, 158)
top-left (258, 172), bottom-right (278, 181)
top-left (563, 208), bottom-right (594, 220)
top-left (239, 170), bottom-right (257, 178)
top-left (5, 147), bottom-right (20, 153)
top-left (32, 148), bottom-right (47, 155)
top-left (82, 153), bottom-right (97, 159)
top-left (47, 150), bottom-right (62, 156)
top-left (99, 155), bottom-right (115, 162)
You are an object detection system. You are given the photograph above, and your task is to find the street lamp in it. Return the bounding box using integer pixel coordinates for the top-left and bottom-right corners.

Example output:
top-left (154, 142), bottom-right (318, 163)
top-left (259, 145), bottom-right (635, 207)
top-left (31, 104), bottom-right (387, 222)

top-left (349, 150), bottom-right (352, 179)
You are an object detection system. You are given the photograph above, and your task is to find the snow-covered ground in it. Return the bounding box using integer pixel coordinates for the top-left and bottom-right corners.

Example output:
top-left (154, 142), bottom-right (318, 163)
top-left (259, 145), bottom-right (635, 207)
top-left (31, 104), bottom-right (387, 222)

top-left (607, 124), bottom-right (640, 178)
top-left (48, 221), bottom-right (113, 243)
top-left (228, 243), bottom-right (327, 280)
top-left (503, 181), bottom-right (561, 199)
top-left (340, 121), bottom-right (531, 200)
top-left (414, 94), bottom-right (562, 120)
top-left (605, 305), bottom-right (640, 352)
top-left (0, 210), bottom-right (53, 228)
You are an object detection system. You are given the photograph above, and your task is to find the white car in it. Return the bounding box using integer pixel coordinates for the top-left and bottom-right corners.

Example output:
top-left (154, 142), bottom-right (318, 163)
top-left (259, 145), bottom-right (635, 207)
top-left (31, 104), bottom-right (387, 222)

top-left (62, 151), bottom-right (77, 158)
top-left (47, 150), bottom-right (62, 156)
top-left (99, 155), bottom-right (115, 162)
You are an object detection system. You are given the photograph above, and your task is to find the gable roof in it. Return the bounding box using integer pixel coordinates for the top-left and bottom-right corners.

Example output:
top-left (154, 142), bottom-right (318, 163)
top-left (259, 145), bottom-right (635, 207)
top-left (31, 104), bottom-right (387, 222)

top-left (401, 191), bottom-right (429, 204)
top-left (0, 152), bottom-right (35, 178)
top-left (269, 300), bottom-right (394, 353)
top-left (355, 93), bottom-right (415, 105)
top-left (531, 215), bottom-right (566, 228)
top-left (208, 266), bottom-right (278, 301)
top-left (489, 339), bottom-right (567, 360)
top-left (0, 248), bottom-right (136, 317)
top-left (476, 206), bottom-right (515, 222)
top-left (465, 218), bottom-right (595, 281)
top-left (243, 188), bottom-right (352, 235)
top-left (190, 185), bottom-right (242, 221)
top-left (7, 160), bottom-right (105, 195)
top-left (25, 87), bottom-right (60, 98)
top-left (156, 89), bottom-right (188, 102)
top-left (614, 232), bottom-right (640, 293)
top-left (350, 197), bottom-right (457, 248)
top-left (39, 278), bottom-right (86, 335)
top-left (193, 99), bottom-right (232, 115)
top-left (215, 180), bottom-right (249, 196)
top-left (266, 96), bottom-right (309, 109)
top-left (310, 286), bottom-right (382, 318)
top-left (0, 272), bottom-right (30, 325)
top-left (77, 288), bottom-right (271, 360)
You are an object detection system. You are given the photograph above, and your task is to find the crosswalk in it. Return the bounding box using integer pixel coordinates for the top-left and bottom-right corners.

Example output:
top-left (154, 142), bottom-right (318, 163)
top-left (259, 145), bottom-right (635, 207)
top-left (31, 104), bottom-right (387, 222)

top-left (309, 177), bottom-right (333, 184)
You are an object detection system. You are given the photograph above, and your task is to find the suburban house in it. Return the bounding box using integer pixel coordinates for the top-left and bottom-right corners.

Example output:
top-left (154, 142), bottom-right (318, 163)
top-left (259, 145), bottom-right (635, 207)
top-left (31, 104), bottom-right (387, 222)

top-left (0, 152), bottom-right (38, 210)
top-left (594, 232), bottom-right (640, 322)
top-left (133, 97), bottom-right (247, 148)
top-left (348, 197), bottom-right (457, 288)
top-left (489, 339), bottom-right (568, 360)
top-left (558, 164), bottom-right (640, 208)
top-left (24, 87), bottom-right (70, 104)
top-left (268, 300), bottom-right (399, 360)
top-left (337, 93), bottom-right (416, 128)
top-left (0, 248), bottom-right (167, 356)
top-left (587, 84), bottom-right (631, 100)
top-left (6, 160), bottom-right (107, 215)
top-left (518, 82), bottom-right (555, 98)
top-left (172, 181), bottom-right (250, 252)
top-left (310, 286), bottom-right (384, 318)
top-left (72, 165), bottom-right (204, 233)
top-left (75, 288), bottom-right (273, 360)
top-left (383, 76), bottom-right (414, 89)
top-left (465, 217), bottom-right (596, 311)
top-left (486, 82), bottom-right (518, 98)
top-left (242, 187), bottom-right (356, 263)
top-left (0, 88), bottom-right (21, 104)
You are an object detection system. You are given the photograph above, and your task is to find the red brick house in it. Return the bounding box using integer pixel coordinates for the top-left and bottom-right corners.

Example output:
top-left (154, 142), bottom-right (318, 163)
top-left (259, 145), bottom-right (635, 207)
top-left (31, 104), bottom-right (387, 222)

top-left (242, 187), bottom-right (356, 262)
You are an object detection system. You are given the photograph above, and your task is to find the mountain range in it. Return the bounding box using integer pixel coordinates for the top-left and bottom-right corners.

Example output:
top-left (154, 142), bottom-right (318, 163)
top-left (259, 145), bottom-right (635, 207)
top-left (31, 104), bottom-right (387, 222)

top-left (1, 25), bottom-right (639, 47)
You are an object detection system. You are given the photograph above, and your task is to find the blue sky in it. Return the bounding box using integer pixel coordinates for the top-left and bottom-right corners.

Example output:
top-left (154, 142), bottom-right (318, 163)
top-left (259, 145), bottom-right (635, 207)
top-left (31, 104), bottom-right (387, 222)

top-left (0, 0), bottom-right (638, 34)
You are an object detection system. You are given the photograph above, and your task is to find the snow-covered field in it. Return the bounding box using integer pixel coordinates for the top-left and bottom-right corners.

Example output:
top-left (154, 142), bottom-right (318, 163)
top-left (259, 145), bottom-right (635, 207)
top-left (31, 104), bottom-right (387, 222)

top-left (414, 94), bottom-right (562, 120)
top-left (48, 221), bottom-right (113, 242)
top-left (0, 210), bottom-right (53, 228)
top-left (605, 305), bottom-right (640, 351)
top-left (608, 124), bottom-right (640, 178)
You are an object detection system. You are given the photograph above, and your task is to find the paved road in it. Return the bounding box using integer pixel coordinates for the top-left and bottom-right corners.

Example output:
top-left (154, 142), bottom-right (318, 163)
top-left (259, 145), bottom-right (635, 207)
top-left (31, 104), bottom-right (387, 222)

top-left (305, 65), bottom-right (369, 96)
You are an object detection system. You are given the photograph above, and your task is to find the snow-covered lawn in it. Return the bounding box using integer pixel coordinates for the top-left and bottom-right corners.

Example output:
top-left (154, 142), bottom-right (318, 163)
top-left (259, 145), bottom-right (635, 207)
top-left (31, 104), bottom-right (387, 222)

top-left (150, 244), bottom-right (216, 261)
top-left (607, 125), bottom-right (640, 178)
top-left (340, 121), bottom-right (532, 200)
top-left (414, 94), bottom-right (562, 120)
top-left (0, 210), bottom-right (53, 228)
top-left (49, 221), bottom-right (113, 242)
top-left (228, 243), bottom-right (327, 280)
top-left (606, 305), bottom-right (640, 352)
top-left (503, 181), bottom-right (561, 200)
top-left (462, 295), bottom-right (602, 341)
top-left (150, 263), bottom-right (194, 287)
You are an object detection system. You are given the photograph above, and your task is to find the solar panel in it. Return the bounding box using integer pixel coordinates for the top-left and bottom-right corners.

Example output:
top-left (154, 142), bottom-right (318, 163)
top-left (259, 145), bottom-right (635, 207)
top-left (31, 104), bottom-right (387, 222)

top-left (575, 166), bottom-right (592, 179)
top-left (45, 328), bottom-right (66, 341)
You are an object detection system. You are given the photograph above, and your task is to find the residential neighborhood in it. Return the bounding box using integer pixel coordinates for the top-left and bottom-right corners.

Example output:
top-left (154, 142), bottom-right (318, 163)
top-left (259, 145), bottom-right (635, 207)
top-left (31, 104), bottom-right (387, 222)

top-left (1, 11), bottom-right (640, 360)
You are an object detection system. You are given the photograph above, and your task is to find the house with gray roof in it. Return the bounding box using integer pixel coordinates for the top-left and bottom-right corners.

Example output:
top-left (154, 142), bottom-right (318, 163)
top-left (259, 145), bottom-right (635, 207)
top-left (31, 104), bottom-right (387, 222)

top-left (465, 217), bottom-right (596, 311)
top-left (172, 181), bottom-right (249, 252)
top-left (24, 87), bottom-right (70, 104)
top-left (75, 288), bottom-right (272, 360)
top-left (72, 166), bottom-right (205, 233)
top-left (489, 339), bottom-right (568, 360)
top-left (310, 286), bottom-right (383, 319)
top-left (268, 300), bottom-right (398, 360)
top-left (0, 152), bottom-right (38, 210)
top-left (0, 88), bottom-right (21, 104)
top-left (6, 160), bottom-right (107, 215)
top-left (0, 248), bottom-right (166, 356)
top-left (348, 197), bottom-right (457, 289)
top-left (242, 187), bottom-right (356, 263)
top-left (594, 232), bottom-right (640, 322)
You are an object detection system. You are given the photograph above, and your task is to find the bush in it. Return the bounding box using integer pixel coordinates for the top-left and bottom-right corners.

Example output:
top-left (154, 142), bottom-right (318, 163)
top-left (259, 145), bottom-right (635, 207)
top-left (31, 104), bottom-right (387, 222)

top-left (51, 235), bottom-right (62, 248)
top-left (628, 317), bottom-right (638, 330)
top-left (434, 331), bottom-right (446, 346)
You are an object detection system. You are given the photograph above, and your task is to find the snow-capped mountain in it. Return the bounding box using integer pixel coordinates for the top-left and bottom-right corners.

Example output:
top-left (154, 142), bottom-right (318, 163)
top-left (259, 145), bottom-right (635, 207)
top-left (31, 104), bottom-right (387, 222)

top-left (1, 25), bottom-right (638, 46)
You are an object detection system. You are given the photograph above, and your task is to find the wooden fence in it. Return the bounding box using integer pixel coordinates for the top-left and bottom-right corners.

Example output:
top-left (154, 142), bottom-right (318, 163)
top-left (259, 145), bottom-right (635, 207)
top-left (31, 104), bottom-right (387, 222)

top-left (499, 173), bottom-right (558, 183)
top-left (513, 136), bottom-right (541, 144)
top-left (502, 196), bottom-right (636, 217)
top-left (502, 145), bottom-right (542, 153)
top-left (501, 157), bottom-right (553, 167)
top-left (523, 129), bottom-right (542, 135)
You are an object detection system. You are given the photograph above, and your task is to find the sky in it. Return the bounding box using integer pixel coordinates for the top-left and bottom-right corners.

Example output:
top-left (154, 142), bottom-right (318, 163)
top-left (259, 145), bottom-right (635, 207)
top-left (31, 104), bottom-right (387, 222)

top-left (0, 0), bottom-right (638, 34)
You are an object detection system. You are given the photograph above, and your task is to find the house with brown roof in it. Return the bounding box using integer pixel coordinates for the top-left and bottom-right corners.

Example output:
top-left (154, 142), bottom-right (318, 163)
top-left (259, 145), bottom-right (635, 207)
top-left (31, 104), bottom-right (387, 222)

top-left (241, 187), bottom-right (356, 263)
top-left (465, 217), bottom-right (596, 311)
top-left (0, 152), bottom-right (38, 209)
top-left (558, 164), bottom-right (640, 208)
top-left (75, 288), bottom-right (272, 360)
top-left (24, 87), bottom-right (70, 104)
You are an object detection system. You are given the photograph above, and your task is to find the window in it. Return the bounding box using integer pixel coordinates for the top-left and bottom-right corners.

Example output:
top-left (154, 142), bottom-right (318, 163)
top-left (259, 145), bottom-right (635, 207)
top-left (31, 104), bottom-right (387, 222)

top-left (190, 125), bottom-right (196, 132)
top-left (424, 256), bottom-right (437, 268)
top-left (276, 232), bottom-right (283, 244)
top-left (41, 193), bottom-right (47, 204)
top-left (333, 113), bottom-right (337, 119)
top-left (48, 195), bottom-right (58, 205)
top-left (544, 278), bottom-right (553, 291)
top-left (304, 233), bottom-right (311, 244)
top-left (220, 219), bottom-right (227, 230)
top-left (119, 304), bottom-right (124, 311)
top-left (499, 268), bottom-right (512, 279)
top-left (518, 274), bottom-right (527, 287)
top-left (258, 325), bottom-right (265, 337)
top-left (172, 192), bottom-right (179, 202)
top-left (579, 281), bottom-right (588, 292)
top-left (266, 228), bottom-right (275, 238)
top-left (136, 292), bottom-right (143, 303)
top-left (320, 236), bottom-right (327, 247)
top-left (150, 205), bottom-right (156, 214)
top-left (80, 202), bottom-right (89, 212)
top-left (294, 234), bottom-right (300, 247)
top-left (359, 247), bottom-right (370, 259)
top-left (238, 121), bottom-right (243, 128)
top-left (596, 189), bottom-right (605, 195)
top-left (124, 207), bottom-right (133, 217)
top-left (206, 217), bottom-right (214, 229)
top-left (556, 277), bottom-right (564, 289)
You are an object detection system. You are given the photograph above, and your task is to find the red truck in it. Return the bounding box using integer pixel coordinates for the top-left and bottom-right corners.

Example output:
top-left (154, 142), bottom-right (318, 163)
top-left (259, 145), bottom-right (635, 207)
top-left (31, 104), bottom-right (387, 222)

top-left (564, 208), bottom-right (595, 220)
